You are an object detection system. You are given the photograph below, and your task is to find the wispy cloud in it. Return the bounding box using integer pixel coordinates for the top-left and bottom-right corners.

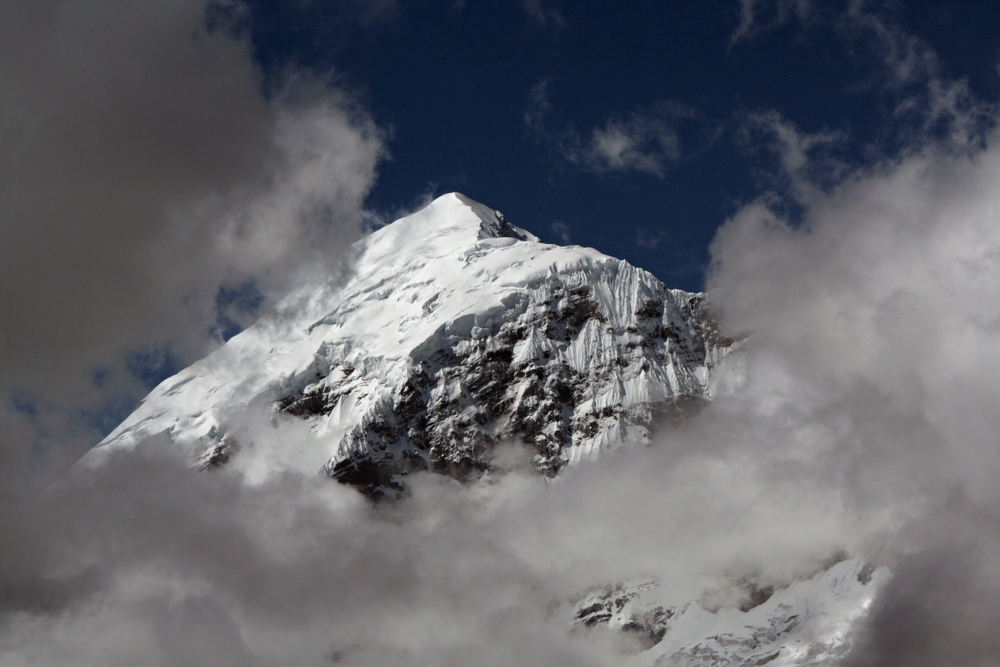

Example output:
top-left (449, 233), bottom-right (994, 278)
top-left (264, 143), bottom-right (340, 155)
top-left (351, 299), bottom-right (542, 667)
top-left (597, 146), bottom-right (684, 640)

top-left (526, 80), bottom-right (696, 177)
top-left (518, 0), bottom-right (565, 29)
top-left (549, 220), bottom-right (571, 244)
top-left (730, 0), bottom-right (813, 45)
top-left (737, 110), bottom-right (847, 204)
top-left (840, 2), bottom-right (996, 148)
top-left (524, 78), bottom-right (555, 135)
top-left (731, 0), bottom-right (996, 149)
top-left (0, 0), bottom-right (387, 486)
top-left (634, 227), bottom-right (669, 249)
top-left (583, 114), bottom-right (682, 176)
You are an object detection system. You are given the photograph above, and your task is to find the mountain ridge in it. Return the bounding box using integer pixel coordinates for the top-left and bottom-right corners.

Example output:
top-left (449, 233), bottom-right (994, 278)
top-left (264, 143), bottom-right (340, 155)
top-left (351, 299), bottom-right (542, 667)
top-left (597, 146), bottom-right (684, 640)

top-left (87, 193), bottom-right (735, 492)
top-left (80, 193), bottom-right (884, 666)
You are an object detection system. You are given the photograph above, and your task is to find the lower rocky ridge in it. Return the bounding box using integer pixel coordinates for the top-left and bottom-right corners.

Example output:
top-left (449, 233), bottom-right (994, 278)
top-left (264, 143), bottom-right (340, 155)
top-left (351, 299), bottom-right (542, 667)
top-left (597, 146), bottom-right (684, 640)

top-left (568, 556), bottom-right (889, 666)
top-left (275, 281), bottom-right (734, 498)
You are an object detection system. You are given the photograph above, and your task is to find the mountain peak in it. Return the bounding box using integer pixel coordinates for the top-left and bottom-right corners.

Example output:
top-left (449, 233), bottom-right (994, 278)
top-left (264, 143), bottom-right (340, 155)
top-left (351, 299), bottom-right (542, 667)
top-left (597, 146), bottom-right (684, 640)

top-left (450, 192), bottom-right (539, 243)
top-left (368, 193), bottom-right (539, 260)
top-left (89, 192), bottom-right (729, 483)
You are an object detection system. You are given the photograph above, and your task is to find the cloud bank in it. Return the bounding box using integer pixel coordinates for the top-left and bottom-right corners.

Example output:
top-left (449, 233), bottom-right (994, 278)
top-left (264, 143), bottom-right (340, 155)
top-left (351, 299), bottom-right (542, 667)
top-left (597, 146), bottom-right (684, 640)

top-left (4, 94), bottom-right (1000, 667)
top-left (0, 0), bottom-right (385, 482)
top-left (710, 114), bottom-right (1000, 667)
top-left (2, 2), bottom-right (1000, 666)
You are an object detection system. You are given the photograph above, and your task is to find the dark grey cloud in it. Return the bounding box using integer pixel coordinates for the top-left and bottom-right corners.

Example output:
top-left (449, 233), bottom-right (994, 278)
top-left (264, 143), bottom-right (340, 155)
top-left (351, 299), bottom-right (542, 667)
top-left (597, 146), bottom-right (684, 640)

top-left (841, 506), bottom-right (1000, 667)
top-left (0, 0), bottom-right (385, 482)
top-left (2, 3), bottom-right (1000, 666)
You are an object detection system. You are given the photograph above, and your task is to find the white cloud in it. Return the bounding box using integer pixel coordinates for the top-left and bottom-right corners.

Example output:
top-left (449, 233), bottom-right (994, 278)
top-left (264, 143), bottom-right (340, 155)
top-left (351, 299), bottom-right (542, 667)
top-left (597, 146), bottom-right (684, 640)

top-left (526, 81), bottom-right (695, 177)
top-left (582, 114), bottom-right (681, 176)
top-left (0, 0), bottom-right (386, 484)
top-left (2, 3), bottom-right (1000, 666)
top-left (710, 124), bottom-right (1000, 667)
top-left (10, 89), bottom-right (1000, 666)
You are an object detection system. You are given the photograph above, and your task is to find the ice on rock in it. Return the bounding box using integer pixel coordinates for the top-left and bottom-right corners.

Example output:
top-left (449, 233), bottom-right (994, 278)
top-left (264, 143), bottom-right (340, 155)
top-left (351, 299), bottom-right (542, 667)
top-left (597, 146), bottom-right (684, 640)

top-left (87, 192), bottom-right (733, 490)
top-left (570, 555), bottom-right (888, 667)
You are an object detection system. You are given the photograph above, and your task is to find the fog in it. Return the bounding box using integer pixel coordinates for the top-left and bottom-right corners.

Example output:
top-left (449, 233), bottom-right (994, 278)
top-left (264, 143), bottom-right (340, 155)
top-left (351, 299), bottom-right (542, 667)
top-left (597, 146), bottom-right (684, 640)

top-left (4, 133), bottom-right (1000, 664)
top-left (0, 0), bottom-right (384, 482)
top-left (3, 2), bottom-right (1000, 665)
top-left (711, 139), bottom-right (1000, 667)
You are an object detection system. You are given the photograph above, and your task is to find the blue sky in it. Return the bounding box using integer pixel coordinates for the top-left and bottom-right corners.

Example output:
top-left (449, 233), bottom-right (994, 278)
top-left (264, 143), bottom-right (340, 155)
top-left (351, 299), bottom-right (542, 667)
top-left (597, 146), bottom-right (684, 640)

top-left (3, 0), bottom-right (1000, 468)
top-left (236, 0), bottom-right (1000, 291)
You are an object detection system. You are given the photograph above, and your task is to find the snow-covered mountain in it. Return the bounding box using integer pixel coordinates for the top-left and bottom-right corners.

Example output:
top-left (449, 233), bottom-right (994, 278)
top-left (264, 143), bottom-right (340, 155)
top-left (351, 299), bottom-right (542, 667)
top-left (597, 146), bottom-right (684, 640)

top-left (84, 193), bottom-right (881, 666)
top-left (570, 554), bottom-right (886, 667)
top-left (89, 192), bottom-right (734, 494)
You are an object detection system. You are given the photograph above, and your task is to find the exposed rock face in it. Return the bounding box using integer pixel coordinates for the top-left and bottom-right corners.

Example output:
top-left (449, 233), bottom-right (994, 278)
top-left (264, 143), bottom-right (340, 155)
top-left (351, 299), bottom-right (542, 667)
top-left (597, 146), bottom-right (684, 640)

top-left (574, 582), bottom-right (675, 650)
top-left (569, 556), bottom-right (889, 666)
top-left (280, 274), bottom-right (732, 497)
top-left (89, 193), bottom-right (735, 497)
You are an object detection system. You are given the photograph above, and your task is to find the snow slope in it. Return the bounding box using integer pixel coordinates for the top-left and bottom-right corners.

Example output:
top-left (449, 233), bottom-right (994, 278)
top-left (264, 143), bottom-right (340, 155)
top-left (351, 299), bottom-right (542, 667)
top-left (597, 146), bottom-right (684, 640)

top-left (87, 193), bottom-right (733, 493)
top-left (571, 556), bottom-right (888, 666)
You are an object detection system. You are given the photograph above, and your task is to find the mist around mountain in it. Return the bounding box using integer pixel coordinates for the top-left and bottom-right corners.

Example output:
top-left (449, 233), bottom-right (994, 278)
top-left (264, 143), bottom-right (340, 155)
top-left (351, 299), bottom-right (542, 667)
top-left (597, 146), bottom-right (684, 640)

top-left (85, 193), bottom-right (734, 495)
top-left (6, 154), bottom-right (1000, 665)
top-left (4, 2), bottom-right (1000, 665)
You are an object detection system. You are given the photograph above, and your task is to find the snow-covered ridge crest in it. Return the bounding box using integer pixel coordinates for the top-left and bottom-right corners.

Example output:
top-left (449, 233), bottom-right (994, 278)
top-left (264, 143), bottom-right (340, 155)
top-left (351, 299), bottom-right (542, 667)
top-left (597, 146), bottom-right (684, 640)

top-left (86, 193), bottom-right (733, 492)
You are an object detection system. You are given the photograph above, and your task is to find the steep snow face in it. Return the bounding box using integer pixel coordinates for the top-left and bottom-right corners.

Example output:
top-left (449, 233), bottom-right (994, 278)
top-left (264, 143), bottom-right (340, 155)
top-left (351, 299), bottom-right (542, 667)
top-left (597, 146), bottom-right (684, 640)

top-left (87, 193), bottom-right (732, 491)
